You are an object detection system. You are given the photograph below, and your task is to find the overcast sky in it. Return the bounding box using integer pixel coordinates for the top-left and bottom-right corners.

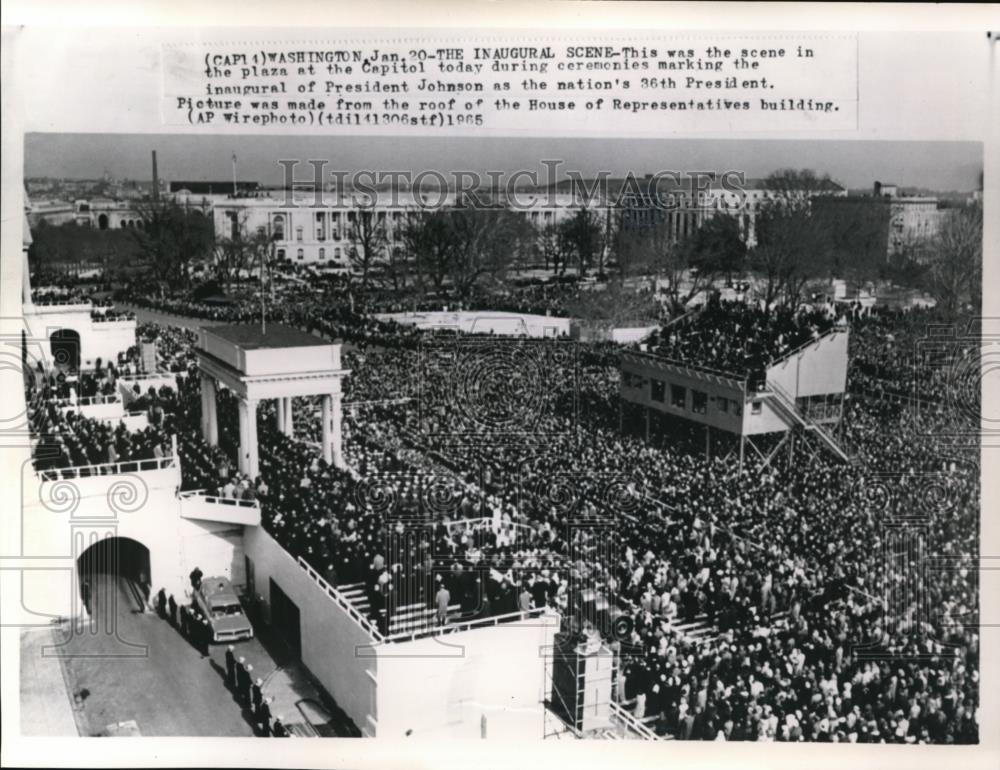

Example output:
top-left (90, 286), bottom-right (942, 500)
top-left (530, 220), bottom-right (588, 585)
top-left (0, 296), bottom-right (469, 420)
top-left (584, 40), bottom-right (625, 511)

top-left (25, 133), bottom-right (982, 192)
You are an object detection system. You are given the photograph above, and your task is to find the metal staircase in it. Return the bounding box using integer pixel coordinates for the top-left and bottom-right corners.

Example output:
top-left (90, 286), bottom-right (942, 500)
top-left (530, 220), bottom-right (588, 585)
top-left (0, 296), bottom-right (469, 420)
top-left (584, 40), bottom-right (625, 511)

top-left (764, 380), bottom-right (850, 463)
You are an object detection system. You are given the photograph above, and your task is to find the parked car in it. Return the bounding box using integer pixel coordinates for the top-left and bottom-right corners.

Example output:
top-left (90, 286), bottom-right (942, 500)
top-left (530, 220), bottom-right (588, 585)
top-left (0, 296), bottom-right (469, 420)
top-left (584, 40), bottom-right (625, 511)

top-left (192, 576), bottom-right (253, 643)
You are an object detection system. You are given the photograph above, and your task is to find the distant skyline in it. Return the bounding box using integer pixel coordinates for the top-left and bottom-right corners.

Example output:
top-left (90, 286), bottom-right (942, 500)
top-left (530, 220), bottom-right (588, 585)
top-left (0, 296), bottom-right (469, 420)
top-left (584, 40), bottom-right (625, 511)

top-left (25, 133), bottom-right (983, 192)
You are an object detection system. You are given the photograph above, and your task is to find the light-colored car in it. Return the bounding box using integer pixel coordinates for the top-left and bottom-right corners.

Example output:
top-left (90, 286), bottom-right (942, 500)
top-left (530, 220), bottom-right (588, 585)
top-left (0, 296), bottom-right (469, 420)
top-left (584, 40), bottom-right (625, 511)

top-left (193, 576), bottom-right (254, 643)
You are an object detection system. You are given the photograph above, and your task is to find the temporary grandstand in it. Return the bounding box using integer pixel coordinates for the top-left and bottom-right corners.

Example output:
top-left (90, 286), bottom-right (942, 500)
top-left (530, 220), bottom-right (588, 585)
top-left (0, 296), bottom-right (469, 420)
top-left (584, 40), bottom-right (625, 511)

top-left (619, 301), bottom-right (852, 469)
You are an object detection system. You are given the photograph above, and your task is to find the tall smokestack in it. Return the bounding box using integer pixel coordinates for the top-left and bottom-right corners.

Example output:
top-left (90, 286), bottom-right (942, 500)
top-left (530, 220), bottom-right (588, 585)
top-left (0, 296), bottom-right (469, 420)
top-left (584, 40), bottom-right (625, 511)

top-left (151, 150), bottom-right (159, 202)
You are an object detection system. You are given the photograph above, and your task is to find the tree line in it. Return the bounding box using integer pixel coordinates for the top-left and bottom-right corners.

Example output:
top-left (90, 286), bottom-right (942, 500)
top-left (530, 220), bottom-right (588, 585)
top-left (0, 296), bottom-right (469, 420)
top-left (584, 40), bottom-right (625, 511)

top-left (27, 169), bottom-right (983, 314)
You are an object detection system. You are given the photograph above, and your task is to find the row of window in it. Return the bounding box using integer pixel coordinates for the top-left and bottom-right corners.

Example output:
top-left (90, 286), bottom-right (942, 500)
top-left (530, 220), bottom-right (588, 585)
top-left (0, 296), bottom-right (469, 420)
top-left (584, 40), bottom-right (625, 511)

top-left (276, 246), bottom-right (407, 262)
top-left (226, 210), bottom-right (410, 243)
top-left (273, 225), bottom-right (404, 244)
top-left (633, 374), bottom-right (766, 418)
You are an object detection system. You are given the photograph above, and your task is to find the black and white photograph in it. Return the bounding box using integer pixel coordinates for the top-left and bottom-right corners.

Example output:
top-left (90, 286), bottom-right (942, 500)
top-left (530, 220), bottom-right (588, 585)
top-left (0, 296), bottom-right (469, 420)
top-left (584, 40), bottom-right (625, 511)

top-left (1, 6), bottom-right (997, 770)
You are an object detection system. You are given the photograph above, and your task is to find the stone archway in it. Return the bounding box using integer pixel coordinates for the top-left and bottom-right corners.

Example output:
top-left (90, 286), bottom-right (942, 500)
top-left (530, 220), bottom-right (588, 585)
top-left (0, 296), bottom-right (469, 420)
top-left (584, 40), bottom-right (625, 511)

top-left (49, 328), bottom-right (81, 372)
top-left (98, 213), bottom-right (109, 230)
top-left (77, 535), bottom-right (152, 614)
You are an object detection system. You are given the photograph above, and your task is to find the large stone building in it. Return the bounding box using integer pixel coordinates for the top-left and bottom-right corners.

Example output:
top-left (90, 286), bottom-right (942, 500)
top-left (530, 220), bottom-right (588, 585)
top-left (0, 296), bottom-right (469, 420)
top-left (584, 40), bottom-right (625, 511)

top-left (210, 175), bottom-right (849, 270)
top-left (211, 186), bottom-right (597, 269)
top-left (611, 175), bottom-right (847, 248)
top-left (874, 180), bottom-right (943, 258)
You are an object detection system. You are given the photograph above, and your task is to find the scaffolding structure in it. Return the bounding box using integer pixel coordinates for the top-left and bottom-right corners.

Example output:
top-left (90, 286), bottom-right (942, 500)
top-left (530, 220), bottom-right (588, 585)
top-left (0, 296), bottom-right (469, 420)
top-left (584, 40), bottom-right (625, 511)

top-left (542, 629), bottom-right (616, 739)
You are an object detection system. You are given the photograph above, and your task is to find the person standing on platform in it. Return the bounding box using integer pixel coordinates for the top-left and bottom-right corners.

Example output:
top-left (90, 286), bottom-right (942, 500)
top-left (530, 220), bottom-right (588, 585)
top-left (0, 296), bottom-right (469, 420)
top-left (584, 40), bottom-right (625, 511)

top-left (272, 716), bottom-right (288, 737)
top-left (225, 645), bottom-right (237, 689)
top-left (156, 588), bottom-right (167, 618)
top-left (251, 677), bottom-right (264, 716)
top-left (518, 583), bottom-right (532, 613)
top-left (435, 582), bottom-right (451, 627)
top-left (190, 566), bottom-right (203, 591)
top-left (168, 594), bottom-right (177, 626)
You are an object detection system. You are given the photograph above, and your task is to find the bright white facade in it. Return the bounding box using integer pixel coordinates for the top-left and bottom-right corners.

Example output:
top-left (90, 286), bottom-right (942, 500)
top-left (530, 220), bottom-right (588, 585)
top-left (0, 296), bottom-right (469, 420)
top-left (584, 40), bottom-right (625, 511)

top-left (210, 179), bottom-right (847, 269)
top-left (195, 323), bottom-right (349, 476)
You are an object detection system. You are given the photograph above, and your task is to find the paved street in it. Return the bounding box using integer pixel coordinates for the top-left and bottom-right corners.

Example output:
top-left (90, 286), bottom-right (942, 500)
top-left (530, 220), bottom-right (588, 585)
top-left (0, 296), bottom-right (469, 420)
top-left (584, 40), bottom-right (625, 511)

top-left (19, 628), bottom-right (80, 736)
top-left (53, 572), bottom-right (257, 736)
top-left (40, 571), bottom-right (357, 737)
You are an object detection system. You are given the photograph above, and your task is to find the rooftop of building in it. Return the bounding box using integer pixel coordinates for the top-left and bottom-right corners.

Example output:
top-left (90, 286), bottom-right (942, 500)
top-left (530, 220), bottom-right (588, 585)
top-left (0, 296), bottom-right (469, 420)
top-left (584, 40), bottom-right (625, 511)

top-left (535, 176), bottom-right (847, 199)
top-left (203, 323), bottom-right (331, 350)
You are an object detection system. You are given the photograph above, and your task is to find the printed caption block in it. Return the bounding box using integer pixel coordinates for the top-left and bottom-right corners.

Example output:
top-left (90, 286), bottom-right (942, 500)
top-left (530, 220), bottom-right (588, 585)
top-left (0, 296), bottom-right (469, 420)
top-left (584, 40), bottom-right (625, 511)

top-left (163, 33), bottom-right (858, 134)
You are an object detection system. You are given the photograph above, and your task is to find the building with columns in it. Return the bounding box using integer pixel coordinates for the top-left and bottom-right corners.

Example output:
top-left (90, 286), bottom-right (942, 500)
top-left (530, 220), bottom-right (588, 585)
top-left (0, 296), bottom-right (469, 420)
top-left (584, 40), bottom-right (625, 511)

top-left (195, 324), bottom-right (349, 477)
top-left (210, 176), bottom-right (847, 271)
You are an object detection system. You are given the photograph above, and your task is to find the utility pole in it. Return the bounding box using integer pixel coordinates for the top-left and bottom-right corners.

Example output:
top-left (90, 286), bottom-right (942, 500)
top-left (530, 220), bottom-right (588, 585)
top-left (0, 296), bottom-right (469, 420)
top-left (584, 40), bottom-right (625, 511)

top-left (232, 152), bottom-right (238, 197)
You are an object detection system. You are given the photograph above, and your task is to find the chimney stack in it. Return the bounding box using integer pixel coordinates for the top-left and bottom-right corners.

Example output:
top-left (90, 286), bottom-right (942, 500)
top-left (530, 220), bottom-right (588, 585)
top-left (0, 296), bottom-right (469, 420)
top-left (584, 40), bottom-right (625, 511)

top-left (151, 150), bottom-right (159, 202)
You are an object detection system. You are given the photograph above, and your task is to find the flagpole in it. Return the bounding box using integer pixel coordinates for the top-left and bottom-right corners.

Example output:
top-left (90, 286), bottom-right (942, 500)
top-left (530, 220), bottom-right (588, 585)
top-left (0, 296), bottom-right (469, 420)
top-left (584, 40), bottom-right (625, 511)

top-left (232, 153), bottom-right (238, 197)
top-left (261, 243), bottom-right (267, 335)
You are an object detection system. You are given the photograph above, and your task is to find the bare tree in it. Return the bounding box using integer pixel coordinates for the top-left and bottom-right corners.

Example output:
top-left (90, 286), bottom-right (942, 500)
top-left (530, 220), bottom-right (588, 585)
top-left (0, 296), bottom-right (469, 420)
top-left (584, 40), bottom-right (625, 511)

top-left (924, 203), bottom-right (983, 314)
top-left (760, 168), bottom-right (837, 209)
top-left (213, 210), bottom-right (253, 291)
top-left (384, 244), bottom-right (409, 293)
top-left (347, 206), bottom-right (389, 292)
top-left (818, 198), bottom-right (891, 290)
top-left (613, 211), bottom-right (677, 294)
top-left (401, 203), bottom-right (534, 299)
top-left (402, 209), bottom-right (455, 296)
top-left (748, 169), bottom-right (842, 308)
top-left (750, 205), bottom-right (832, 308)
top-left (559, 207), bottom-right (607, 277)
top-left (535, 222), bottom-right (570, 276)
top-left (132, 198), bottom-right (214, 289)
top-left (446, 204), bottom-right (533, 298)
top-left (675, 213), bottom-right (747, 302)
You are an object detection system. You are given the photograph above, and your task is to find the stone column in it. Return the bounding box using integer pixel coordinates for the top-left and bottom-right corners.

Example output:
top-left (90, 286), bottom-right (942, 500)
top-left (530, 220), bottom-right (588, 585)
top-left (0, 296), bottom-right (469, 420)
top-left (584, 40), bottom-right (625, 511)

top-left (331, 393), bottom-right (344, 469)
top-left (321, 394), bottom-right (333, 465)
top-left (22, 248), bottom-right (34, 309)
top-left (276, 397), bottom-right (285, 433)
top-left (200, 374), bottom-right (218, 446)
top-left (238, 398), bottom-right (259, 478)
top-left (284, 397), bottom-right (294, 438)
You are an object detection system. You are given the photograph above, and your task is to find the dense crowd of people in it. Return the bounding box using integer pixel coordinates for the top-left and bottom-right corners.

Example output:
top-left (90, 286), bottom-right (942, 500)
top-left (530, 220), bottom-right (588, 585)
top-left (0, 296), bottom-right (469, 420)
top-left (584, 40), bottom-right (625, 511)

top-left (849, 306), bottom-right (980, 412)
top-left (642, 298), bottom-right (840, 381)
top-left (31, 409), bottom-right (172, 474)
top-left (91, 307), bottom-right (135, 322)
top-left (25, 282), bottom-right (980, 743)
top-left (30, 286), bottom-right (95, 305)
